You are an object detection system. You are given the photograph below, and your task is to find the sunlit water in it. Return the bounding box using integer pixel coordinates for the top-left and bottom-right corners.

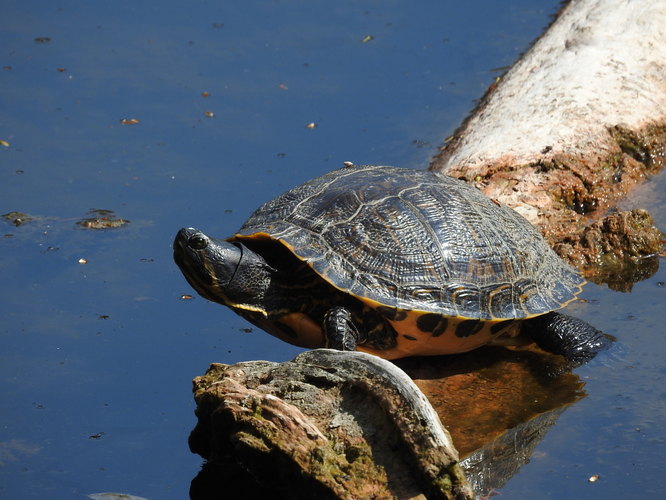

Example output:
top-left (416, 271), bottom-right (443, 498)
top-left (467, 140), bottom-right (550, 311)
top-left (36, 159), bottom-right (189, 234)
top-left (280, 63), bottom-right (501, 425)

top-left (2, 1), bottom-right (665, 498)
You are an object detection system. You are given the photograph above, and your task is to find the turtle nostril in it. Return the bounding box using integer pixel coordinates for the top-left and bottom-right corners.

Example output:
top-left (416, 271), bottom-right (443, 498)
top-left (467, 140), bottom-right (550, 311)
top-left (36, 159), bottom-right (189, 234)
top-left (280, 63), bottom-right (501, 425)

top-left (188, 234), bottom-right (208, 250)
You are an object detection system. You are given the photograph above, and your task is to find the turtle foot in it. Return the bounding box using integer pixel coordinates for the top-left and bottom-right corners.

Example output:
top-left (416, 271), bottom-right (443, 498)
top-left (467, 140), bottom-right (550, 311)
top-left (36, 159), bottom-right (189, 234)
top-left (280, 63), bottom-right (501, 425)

top-left (523, 312), bottom-right (612, 368)
top-left (323, 306), bottom-right (361, 351)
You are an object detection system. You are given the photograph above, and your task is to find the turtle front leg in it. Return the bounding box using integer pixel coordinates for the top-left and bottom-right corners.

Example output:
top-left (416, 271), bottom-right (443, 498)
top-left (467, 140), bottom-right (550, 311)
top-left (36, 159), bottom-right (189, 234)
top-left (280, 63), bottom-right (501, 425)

top-left (324, 306), bottom-right (362, 351)
top-left (522, 311), bottom-right (612, 367)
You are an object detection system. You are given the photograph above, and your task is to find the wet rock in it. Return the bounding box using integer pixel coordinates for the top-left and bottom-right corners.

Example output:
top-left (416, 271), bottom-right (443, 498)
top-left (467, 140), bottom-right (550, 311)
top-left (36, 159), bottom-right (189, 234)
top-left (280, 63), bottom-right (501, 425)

top-left (555, 209), bottom-right (664, 291)
top-left (189, 349), bottom-right (473, 500)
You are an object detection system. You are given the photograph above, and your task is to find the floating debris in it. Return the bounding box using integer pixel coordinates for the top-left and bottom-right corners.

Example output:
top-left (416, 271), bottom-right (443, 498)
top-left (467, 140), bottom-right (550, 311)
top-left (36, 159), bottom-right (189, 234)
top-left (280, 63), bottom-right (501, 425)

top-left (412, 139), bottom-right (429, 148)
top-left (278, 83), bottom-right (288, 90)
top-left (88, 493), bottom-right (148, 500)
top-left (203, 111), bottom-right (215, 118)
top-left (588, 474), bottom-right (600, 483)
top-left (179, 294), bottom-right (194, 300)
top-left (78, 258), bottom-right (88, 264)
top-left (34, 37), bottom-right (51, 44)
top-left (119, 118), bottom-right (140, 125)
top-left (201, 91), bottom-right (210, 97)
top-left (2, 211), bottom-right (34, 226)
top-left (360, 35), bottom-right (374, 43)
top-left (76, 209), bottom-right (129, 230)
top-left (0, 140), bottom-right (9, 147)
top-left (305, 122), bottom-right (317, 129)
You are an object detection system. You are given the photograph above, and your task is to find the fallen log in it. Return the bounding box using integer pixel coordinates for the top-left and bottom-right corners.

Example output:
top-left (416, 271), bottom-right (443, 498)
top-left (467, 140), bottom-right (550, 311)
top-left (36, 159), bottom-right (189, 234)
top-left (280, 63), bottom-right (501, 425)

top-left (431, 0), bottom-right (665, 286)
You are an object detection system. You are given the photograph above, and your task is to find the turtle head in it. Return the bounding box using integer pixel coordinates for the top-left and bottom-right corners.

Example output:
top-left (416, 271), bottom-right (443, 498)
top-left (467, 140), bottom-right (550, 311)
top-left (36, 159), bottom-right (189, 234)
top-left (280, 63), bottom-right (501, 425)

top-left (173, 227), bottom-right (275, 311)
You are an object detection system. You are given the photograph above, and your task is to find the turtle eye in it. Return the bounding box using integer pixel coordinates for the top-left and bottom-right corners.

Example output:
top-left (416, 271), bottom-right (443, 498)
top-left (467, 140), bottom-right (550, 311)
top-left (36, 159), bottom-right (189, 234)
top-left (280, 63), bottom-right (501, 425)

top-left (188, 234), bottom-right (208, 250)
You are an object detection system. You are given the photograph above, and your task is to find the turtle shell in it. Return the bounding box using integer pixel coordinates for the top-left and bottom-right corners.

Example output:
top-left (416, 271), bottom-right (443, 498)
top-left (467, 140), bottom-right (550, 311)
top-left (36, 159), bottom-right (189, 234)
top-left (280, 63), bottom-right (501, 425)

top-left (232, 165), bottom-right (583, 321)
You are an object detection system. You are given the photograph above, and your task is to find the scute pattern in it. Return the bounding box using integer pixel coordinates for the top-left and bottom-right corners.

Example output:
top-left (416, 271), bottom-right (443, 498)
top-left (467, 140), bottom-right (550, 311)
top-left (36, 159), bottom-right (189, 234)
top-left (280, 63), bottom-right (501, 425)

top-left (234, 165), bottom-right (583, 320)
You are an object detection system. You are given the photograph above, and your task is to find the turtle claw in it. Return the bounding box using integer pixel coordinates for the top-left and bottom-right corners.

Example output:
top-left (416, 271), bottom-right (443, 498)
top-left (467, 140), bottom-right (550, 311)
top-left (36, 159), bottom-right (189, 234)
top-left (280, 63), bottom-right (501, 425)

top-left (324, 306), bottom-right (361, 351)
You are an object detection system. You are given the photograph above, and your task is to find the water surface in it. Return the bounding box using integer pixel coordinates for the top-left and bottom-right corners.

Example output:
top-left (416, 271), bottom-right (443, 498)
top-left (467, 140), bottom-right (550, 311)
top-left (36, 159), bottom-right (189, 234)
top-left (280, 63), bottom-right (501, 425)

top-left (2, 1), bottom-right (665, 498)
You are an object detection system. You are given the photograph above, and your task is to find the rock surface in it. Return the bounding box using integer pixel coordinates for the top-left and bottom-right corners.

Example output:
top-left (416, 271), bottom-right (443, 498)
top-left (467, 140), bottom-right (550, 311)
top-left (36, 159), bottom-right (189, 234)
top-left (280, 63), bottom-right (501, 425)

top-left (189, 350), bottom-right (473, 500)
top-left (189, 346), bottom-right (586, 499)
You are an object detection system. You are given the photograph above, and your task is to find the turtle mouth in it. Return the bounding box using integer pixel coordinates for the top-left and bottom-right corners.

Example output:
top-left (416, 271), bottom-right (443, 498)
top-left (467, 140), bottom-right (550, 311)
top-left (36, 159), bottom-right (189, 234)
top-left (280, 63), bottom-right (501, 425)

top-left (173, 228), bottom-right (195, 268)
top-left (173, 228), bottom-right (218, 301)
top-left (173, 227), bottom-right (244, 305)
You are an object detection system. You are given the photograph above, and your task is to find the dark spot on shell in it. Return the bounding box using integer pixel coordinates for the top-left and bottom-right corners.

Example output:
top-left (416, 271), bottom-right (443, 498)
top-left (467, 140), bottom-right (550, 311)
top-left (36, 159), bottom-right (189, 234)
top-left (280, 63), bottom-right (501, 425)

top-left (490, 319), bottom-right (515, 335)
top-left (375, 305), bottom-right (407, 321)
top-left (455, 319), bottom-right (484, 338)
top-left (416, 313), bottom-right (448, 337)
top-left (364, 322), bottom-right (398, 350)
top-left (403, 334), bottom-right (417, 341)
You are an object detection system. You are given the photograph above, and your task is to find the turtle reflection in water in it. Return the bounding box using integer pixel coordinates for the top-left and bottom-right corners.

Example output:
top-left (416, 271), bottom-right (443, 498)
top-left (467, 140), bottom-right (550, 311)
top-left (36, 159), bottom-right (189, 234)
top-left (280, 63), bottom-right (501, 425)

top-left (173, 164), bottom-right (610, 366)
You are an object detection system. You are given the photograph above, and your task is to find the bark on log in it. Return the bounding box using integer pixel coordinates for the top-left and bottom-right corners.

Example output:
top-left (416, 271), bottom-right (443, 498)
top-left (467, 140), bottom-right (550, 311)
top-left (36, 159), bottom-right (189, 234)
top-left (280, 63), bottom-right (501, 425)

top-left (431, 0), bottom-right (666, 284)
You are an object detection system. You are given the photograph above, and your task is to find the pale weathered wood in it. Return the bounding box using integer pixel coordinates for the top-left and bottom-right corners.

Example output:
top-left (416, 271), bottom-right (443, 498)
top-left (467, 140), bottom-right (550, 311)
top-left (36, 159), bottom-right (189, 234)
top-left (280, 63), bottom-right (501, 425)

top-left (432, 0), bottom-right (665, 276)
top-left (434, 0), bottom-right (665, 181)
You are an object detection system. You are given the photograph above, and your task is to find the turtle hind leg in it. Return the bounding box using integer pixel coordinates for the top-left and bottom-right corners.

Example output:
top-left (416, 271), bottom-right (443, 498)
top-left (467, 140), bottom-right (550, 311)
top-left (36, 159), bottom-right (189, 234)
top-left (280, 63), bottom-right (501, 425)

top-left (323, 306), bottom-right (362, 351)
top-left (522, 312), bottom-right (612, 367)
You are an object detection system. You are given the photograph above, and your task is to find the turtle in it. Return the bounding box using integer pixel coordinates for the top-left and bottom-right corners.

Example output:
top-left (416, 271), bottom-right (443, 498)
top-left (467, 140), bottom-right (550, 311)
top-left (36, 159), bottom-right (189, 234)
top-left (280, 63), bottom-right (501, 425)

top-left (173, 164), bottom-right (609, 365)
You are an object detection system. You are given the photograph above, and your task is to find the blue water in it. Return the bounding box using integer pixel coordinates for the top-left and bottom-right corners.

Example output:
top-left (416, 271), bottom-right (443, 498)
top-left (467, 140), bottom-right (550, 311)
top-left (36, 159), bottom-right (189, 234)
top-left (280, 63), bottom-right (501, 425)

top-left (2, 1), bottom-right (665, 498)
